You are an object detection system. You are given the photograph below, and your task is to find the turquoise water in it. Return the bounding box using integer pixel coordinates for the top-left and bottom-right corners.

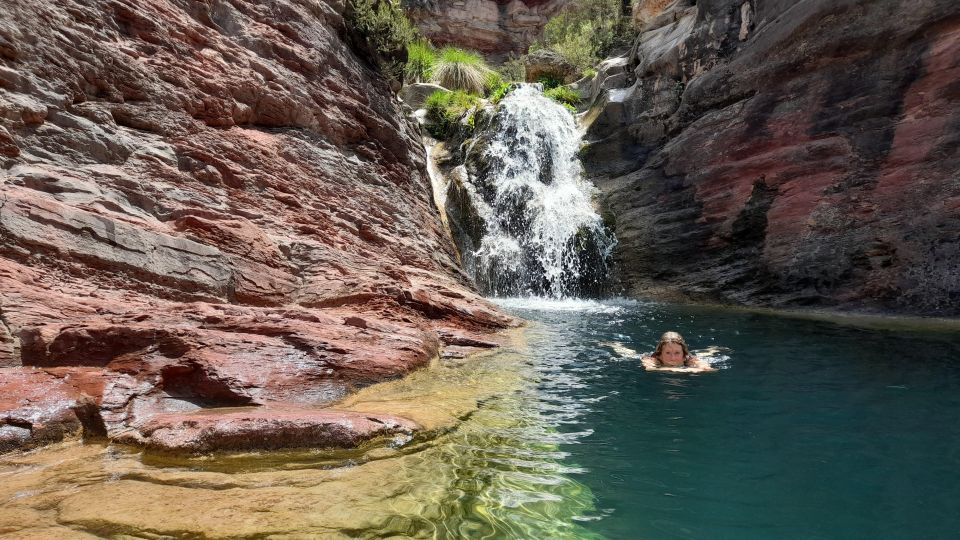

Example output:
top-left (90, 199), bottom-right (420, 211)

top-left (3, 298), bottom-right (957, 538)
top-left (494, 299), bottom-right (960, 540)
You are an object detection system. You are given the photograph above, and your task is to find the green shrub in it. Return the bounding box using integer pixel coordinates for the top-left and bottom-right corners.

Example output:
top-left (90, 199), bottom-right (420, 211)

top-left (405, 40), bottom-right (436, 83)
top-left (424, 90), bottom-right (481, 138)
top-left (497, 55), bottom-right (526, 82)
top-left (485, 70), bottom-right (518, 104)
top-left (545, 86), bottom-right (581, 107)
top-left (345, 0), bottom-right (418, 84)
top-left (488, 81), bottom-right (513, 104)
top-left (582, 67), bottom-right (598, 79)
top-left (537, 74), bottom-right (563, 90)
top-left (430, 47), bottom-right (492, 94)
top-left (484, 71), bottom-right (503, 94)
top-left (531, 0), bottom-right (633, 73)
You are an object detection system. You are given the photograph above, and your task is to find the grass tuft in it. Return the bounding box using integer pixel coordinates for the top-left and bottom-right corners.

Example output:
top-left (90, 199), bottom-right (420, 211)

top-left (544, 86), bottom-right (581, 107)
top-left (431, 47), bottom-right (493, 94)
top-left (424, 89), bottom-right (481, 138)
top-left (405, 40), bottom-right (436, 83)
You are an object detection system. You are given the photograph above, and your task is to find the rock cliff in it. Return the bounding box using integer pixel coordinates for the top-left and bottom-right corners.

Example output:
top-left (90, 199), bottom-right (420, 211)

top-left (0, 0), bottom-right (513, 453)
top-left (583, 0), bottom-right (960, 315)
top-left (403, 0), bottom-right (569, 57)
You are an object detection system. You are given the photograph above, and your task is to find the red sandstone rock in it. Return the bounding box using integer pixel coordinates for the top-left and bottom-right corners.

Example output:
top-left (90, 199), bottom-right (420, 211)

top-left (0, 368), bottom-right (108, 452)
top-left (0, 0), bottom-right (517, 454)
top-left (116, 407), bottom-right (419, 454)
top-left (404, 0), bottom-right (569, 58)
top-left (584, 0), bottom-right (960, 315)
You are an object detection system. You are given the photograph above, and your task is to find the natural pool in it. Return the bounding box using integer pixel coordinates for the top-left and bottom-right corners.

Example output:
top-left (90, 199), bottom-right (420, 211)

top-left (495, 298), bottom-right (960, 539)
top-left (2, 299), bottom-right (958, 538)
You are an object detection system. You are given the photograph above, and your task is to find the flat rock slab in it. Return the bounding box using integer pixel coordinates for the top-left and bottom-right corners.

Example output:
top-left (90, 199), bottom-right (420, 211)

top-left (118, 408), bottom-right (419, 454)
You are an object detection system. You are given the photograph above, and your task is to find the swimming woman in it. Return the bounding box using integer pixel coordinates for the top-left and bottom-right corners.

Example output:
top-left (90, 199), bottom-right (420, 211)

top-left (641, 331), bottom-right (716, 373)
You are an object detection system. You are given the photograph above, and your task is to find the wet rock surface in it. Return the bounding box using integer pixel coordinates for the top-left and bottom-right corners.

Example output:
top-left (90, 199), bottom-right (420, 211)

top-left (584, 0), bottom-right (960, 315)
top-left (0, 0), bottom-right (516, 453)
top-left (0, 368), bottom-right (107, 452)
top-left (118, 407), bottom-right (419, 454)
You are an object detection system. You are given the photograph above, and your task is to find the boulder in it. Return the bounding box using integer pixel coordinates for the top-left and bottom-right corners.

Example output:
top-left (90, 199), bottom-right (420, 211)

top-left (0, 368), bottom-right (108, 452)
top-left (524, 49), bottom-right (579, 85)
top-left (400, 82), bottom-right (448, 110)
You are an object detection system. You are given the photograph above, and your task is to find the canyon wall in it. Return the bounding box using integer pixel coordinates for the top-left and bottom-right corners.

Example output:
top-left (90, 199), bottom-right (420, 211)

top-left (583, 0), bottom-right (960, 315)
top-left (403, 0), bottom-right (569, 57)
top-left (0, 0), bottom-right (512, 453)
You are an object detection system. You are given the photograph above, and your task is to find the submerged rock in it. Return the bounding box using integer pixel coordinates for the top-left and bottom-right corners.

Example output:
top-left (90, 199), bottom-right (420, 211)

top-left (118, 407), bottom-right (418, 454)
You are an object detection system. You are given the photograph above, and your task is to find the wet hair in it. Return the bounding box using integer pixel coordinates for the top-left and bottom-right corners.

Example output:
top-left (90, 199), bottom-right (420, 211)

top-left (653, 331), bottom-right (693, 365)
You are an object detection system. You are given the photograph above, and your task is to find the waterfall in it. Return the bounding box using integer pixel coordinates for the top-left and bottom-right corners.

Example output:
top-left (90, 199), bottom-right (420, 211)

top-left (448, 85), bottom-right (615, 299)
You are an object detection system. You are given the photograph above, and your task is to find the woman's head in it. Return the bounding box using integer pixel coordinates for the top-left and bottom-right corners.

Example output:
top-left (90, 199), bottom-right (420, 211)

top-left (653, 331), bottom-right (690, 367)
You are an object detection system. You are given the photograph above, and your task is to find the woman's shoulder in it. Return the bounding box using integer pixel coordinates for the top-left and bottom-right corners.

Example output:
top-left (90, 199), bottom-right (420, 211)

top-left (641, 355), bottom-right (716, 373)
top-left (685, 356), bottom-right (716, 372)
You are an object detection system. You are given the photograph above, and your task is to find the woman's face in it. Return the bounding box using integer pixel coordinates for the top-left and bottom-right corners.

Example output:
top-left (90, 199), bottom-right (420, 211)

top-left (660, 343), bottom-right (685, 366)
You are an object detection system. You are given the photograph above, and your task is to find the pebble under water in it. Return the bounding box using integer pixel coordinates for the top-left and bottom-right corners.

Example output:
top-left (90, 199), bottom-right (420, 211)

top-left (2, 300), bottom-right (958, 539)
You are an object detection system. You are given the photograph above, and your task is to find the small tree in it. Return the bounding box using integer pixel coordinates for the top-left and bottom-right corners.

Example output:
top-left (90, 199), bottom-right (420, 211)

top-left (345, 0), bottom-right (417, 84)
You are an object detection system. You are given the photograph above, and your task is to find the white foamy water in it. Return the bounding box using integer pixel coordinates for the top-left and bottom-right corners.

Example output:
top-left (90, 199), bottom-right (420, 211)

top-left (463, 85), bottom-right (615, 298)
top-left (493, 296), bottom-right (641, 314)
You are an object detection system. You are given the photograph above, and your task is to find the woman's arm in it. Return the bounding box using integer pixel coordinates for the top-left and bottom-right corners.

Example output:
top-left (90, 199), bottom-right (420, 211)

top-left (641, 356), bottom-right (659, 370)
top-left (687, 356), bottom-right (716, 372)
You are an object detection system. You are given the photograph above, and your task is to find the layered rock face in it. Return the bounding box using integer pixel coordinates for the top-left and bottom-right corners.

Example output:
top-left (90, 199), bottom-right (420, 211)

top-left (403, 0), bottom-right (569, 57)
top-left (0, 0), bottom-right (513, 453)
top-left (583, 0), bottom-right (960, 315)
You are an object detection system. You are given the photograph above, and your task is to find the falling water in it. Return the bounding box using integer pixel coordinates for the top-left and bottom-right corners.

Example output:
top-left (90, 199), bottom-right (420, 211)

top-left (453, 85), bottom-right (615, 299)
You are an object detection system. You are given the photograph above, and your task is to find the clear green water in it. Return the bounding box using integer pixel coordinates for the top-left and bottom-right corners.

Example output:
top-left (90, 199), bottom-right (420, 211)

top-left (3, 299), bottom-right (958, 538)
top-left (494, 298), bottom-right (960, 540)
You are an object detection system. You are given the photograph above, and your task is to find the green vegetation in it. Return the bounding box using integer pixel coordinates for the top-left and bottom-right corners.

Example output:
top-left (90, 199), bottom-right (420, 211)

top-left (405, 40), bottom-right (436, 83)
top-left (544, 86), bottom-right (581, 108)
top-left (424, 90), bottom-right (481, 138)
top-left (536, 74), bottom-right (564, 90)
top-left (497, 55), bottom-right (526, 82)
top-left (401, 42), bottom-right (521, 137)
top-left (345, 0), bottom-right (418, 83)
top-left (582, 67), bottom-right (598, 79)
top-left (484, 71), bottom-right (503, 94)
top-left (488, 80), bottom-right (513, 104)
top-left (531, 0), bottom-right (634, 73)
top-left (484, 71), bottom-right (517, 103)
top-left (430, 47), bottom-right (493, 94)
